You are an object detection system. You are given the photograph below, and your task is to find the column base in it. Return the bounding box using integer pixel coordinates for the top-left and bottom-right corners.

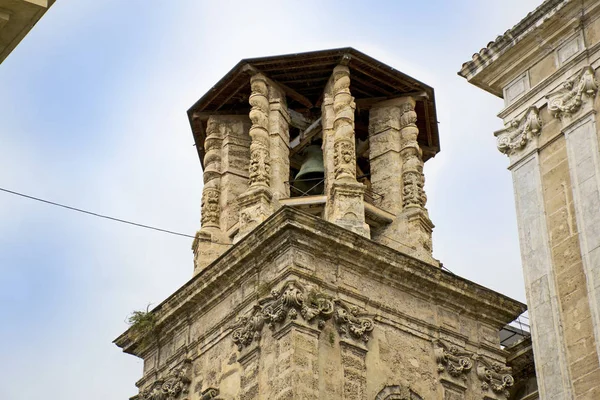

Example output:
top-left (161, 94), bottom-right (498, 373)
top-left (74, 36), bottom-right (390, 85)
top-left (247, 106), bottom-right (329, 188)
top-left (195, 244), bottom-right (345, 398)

top-left (329, 181), bottom-right (370, 238)
top-left (193, 228), bottom-right (231, 275)
top-left (235, 186), bottom-right (273, 243)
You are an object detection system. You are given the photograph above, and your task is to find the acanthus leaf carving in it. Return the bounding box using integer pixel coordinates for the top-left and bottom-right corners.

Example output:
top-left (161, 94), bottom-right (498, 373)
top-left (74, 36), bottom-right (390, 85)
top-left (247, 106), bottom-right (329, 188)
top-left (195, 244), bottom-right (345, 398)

top-left (476, 356), bottom-right (514, 398)
top-left (433, 340), bottom-right (474, 380)
top-left (231, 280), bottom-right (374, 350)
top-left (495, 106), bottom-right (542, 155)
top-left (140, 361), bottom-right (192, 400)
top-left (547, 65), bottom-right (598, 119)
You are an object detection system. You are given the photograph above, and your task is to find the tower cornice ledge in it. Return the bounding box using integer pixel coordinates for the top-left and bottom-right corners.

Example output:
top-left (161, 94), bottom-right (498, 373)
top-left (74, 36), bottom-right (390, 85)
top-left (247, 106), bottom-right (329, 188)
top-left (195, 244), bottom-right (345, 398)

top-left (114, 207), bottom-right (526, 357)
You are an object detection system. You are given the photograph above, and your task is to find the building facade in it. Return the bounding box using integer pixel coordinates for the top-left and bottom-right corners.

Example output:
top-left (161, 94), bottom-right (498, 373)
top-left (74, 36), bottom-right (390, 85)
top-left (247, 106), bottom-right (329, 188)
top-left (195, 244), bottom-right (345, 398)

top-left (115, 48), bottom-right (530, 400)
top-left (459, 0), bottom-right (600, 399)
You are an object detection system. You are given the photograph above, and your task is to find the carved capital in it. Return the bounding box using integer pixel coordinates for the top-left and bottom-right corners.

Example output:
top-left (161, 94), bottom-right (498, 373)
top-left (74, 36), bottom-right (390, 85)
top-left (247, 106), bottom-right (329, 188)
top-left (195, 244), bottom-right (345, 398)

top-left (476, 356), bottom-right (514, 398)
top-left (231, 280), bottom-right (374, 350)
top-left (140, 361), bottom-right (192, 400)
top-left (433, 340), bottom-right (474, 380)
top-left (495, 106), bottom-right (542, 155)
top-left (547, 66), bottom-right (598, 119)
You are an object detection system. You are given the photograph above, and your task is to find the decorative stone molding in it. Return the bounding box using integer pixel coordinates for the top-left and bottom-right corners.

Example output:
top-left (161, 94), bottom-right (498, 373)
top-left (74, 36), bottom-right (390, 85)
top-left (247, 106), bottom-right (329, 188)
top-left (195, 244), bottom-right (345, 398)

top-left (495, 106), bottom-right (542, 155)
top-left (433, 340), bottom-right (474, 380)
top-left (140, 361), bottom-right (192, 400)
top-left (476, 357), bottom-right (514, 398)
top-left (547, 66), bottom-right (598, 119)
top-left (399, 100), bottom-right (427, 210)
top-left (375, 384), bottom-right (423, 400)
top-left (248, 73), bottom-right (271, 187)
top-left (231, 280), bottom-right (374, 350)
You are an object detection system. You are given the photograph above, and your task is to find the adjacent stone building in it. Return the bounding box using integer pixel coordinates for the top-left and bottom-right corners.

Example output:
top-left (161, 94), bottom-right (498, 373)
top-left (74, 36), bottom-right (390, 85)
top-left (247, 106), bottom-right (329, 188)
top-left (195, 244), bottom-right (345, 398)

top-left (459, 0), bottom-right (600, 398)
top-left (115, 48), bottom-right (531, 400)
top-left (0, 0), bottom-right (55, 64)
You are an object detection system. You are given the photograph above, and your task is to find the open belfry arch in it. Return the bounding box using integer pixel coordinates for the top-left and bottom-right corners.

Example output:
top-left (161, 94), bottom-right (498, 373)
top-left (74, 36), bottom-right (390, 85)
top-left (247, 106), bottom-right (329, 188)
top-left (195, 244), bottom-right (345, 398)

top-left (115, 48), bottom-right (528, 400)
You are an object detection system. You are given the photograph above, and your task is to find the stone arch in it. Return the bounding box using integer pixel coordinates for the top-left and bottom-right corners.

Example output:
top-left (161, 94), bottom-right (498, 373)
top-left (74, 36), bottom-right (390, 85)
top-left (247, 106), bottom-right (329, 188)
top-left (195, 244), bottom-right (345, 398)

top-left (375, 385), bottom-right (423, 400)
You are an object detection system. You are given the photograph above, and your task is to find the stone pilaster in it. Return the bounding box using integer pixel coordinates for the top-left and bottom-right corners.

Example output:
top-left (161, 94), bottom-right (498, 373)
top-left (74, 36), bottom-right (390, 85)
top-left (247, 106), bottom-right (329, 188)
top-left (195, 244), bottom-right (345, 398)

top-left (327, 65), bottom-right (369, 237)
top-left (321, 92), bottom-right (336, 220)
top-left (236, 73), bottom-right (273, 241)
top-left (239, 347), bottom-right (260, 400)
top-left (368, 98), bottom-right (434, 264)
top-left (193, 116), bottom-right (230, 275)
top-left (340, 340), bottom-right (367, 400)
top-left (268, 84), bottom-right (290, 203)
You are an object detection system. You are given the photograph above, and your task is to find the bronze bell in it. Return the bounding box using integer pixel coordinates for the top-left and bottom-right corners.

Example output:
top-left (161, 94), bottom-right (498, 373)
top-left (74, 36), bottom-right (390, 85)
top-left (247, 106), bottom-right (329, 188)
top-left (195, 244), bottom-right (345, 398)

top-left (294, 145), bottom-right (325, 195)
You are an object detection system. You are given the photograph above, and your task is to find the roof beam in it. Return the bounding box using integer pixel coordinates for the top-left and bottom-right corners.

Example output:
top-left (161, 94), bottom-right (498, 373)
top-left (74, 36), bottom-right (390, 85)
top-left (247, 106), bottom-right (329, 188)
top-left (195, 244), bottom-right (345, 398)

top-left (243, 64), bottom-right (314, 108)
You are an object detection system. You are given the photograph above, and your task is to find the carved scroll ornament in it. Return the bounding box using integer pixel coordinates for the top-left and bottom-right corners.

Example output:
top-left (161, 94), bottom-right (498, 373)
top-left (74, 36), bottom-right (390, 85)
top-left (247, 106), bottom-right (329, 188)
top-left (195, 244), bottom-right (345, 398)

top-left (495, 106), bottom-right (542, 155)
top-left (434, 340), bottom-right (474, 380)
top-left (476, 357), bottom-right (514, 398)
top-left (140, 363), bottom-right (191, 400)
top-left (547, 66), bottom-right (598, 119)
top-left (232, 280), bottom-right (374, 350)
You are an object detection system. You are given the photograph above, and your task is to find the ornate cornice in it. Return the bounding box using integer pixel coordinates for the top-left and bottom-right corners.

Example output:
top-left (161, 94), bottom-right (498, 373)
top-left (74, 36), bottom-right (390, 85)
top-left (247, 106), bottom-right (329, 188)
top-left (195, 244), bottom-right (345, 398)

top-left (434, 340), bottom-right (474, 380)
top-left (547, 66), bottom-right (598, 119)
top-left (231, 280), bottom-right (374, 350)
top-left (495, 106), bottom-right (542, 155)
top-left (115, 208), bottom-right (526, 356)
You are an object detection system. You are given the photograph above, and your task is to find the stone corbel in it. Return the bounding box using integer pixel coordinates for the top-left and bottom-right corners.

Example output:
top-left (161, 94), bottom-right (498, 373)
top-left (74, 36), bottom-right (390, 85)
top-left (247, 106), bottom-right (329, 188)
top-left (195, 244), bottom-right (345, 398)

top-left (547, 65), bottom-right (598, 119)
top-left (139, 360), bottom-right (192, 400)
top-left (433, 340), bottom-right (474, 381)
top-left (475, 356), bottom-right (514, 398)
top-left (231, 280), bottom-right (374, 351)
top-left (495, 106), bottom-right (542, 155)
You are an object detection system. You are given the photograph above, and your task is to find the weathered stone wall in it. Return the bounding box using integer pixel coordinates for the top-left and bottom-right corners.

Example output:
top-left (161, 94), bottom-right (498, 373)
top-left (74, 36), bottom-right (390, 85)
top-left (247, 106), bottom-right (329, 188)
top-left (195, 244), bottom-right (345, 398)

top-left (123, 210), bottom-right (524, 400)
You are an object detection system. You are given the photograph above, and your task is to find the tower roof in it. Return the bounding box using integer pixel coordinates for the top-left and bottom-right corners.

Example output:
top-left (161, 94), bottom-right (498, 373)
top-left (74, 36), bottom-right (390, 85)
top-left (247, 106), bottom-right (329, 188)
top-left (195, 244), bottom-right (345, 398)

top-left (188, 47), bottom-right (440, 168)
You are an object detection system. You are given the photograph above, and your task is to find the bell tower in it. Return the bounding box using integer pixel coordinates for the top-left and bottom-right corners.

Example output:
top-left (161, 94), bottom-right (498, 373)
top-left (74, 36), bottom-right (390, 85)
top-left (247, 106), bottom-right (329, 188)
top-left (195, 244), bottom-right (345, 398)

top-left (189, 49), bottom-right (441, 274)
top-left (116, 48), bottom-right (526, 400)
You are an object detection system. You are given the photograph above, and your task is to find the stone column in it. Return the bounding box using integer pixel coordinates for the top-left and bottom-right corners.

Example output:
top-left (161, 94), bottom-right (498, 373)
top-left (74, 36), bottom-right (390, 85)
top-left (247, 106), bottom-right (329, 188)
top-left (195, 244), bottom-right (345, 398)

top-left (398, 99), bottom-right (434, 261)
top-left (193, 117), bottom-right (230, 275)
top-left (325, 65), bottom-right (369, 237)
top-left (236, 73), bottom-right (274, 241)
top-left (368, 98), bottom-right (434, 263)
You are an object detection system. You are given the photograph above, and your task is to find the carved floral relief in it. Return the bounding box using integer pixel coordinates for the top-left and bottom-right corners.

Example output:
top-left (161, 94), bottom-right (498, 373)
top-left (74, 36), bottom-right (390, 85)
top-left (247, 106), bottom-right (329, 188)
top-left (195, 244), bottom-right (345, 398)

top-left (201, 188), bottom-right (220, 227)
top-left (547, 66), bottom-right (598, 119)
top-left (231, 280), bottom-right (374, 350)
top-left (434, 340), bottom-right (474, 380)
top-left (476, 357), bottom-right (514, 398)
top-left (140, 362), bottom-right (192, 400)
top-left (495, 106), bottom-right (542, 155)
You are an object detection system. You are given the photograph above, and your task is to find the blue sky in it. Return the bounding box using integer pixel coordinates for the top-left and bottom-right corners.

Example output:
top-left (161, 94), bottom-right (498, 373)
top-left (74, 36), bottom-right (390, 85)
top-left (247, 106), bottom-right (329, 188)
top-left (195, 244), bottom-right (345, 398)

top-left (0, 1), bottom-right (542, 398)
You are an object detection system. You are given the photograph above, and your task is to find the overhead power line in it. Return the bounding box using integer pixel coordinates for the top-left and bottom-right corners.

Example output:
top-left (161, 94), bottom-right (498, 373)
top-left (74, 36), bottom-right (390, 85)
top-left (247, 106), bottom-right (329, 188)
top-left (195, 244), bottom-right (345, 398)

top-left (0, 186), bottom-right (196, 239)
